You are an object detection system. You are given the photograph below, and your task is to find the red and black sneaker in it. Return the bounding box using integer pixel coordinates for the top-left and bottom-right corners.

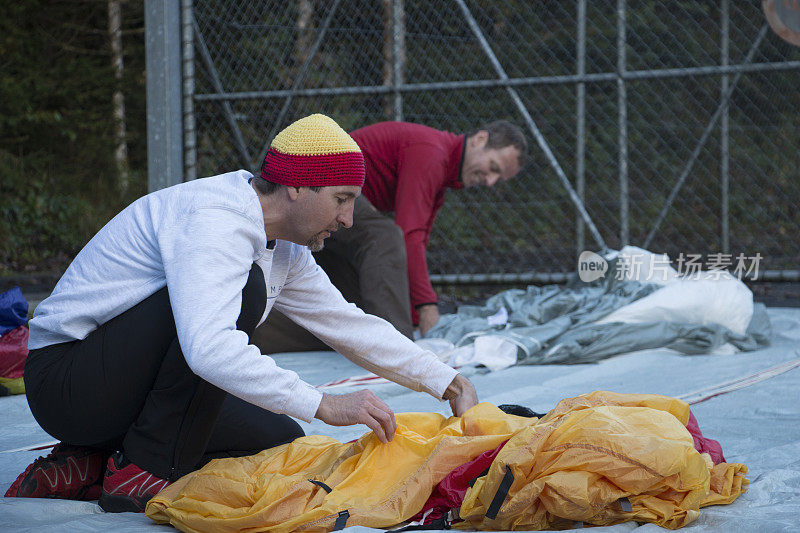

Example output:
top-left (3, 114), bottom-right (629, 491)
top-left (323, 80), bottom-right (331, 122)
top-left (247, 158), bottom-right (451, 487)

top-left (99, 453), bottom-right (170, 513)
top-left (4, 443), bottom-right (106, 500)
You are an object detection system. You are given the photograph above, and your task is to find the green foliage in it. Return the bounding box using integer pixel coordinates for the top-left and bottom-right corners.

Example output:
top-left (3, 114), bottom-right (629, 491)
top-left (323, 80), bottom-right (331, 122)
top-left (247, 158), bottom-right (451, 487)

top-left (0, 2), bottom-right (115, 181)
top-left (0, 0), bottom-right (147, 273)
top-left (0, 150), bottom-right (91, 274)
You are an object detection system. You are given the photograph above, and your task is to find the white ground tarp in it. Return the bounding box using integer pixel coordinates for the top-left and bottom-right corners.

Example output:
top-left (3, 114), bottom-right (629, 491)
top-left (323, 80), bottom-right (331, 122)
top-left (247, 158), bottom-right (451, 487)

top-left (2, 307), bottom-right (799, 532)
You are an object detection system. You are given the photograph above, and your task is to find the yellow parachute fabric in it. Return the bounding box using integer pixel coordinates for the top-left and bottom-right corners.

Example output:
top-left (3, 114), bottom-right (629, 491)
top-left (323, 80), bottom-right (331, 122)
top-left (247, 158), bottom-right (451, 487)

top-left (146, 403), bottom-right (531, 532)
top-left (458, 391), bottom-right (748, 530)
top-left (145, 392), bottom-right (747, 532)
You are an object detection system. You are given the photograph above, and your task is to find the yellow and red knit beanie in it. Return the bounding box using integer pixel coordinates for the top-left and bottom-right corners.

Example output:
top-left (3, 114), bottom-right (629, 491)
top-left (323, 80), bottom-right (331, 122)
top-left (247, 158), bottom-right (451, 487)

top-left (260, 114), bottom-right (365, 187)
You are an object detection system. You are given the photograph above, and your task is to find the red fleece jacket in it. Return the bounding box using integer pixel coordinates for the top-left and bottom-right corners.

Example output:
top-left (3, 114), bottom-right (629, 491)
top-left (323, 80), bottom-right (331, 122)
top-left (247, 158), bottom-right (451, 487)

top-left (350, 122), bottom-right (464, 318)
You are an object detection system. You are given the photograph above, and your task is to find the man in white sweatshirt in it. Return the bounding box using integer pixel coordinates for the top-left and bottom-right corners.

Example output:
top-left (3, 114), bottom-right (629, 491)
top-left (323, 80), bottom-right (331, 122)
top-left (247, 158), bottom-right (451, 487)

top-left (7, 114), bottom-right (477, 513)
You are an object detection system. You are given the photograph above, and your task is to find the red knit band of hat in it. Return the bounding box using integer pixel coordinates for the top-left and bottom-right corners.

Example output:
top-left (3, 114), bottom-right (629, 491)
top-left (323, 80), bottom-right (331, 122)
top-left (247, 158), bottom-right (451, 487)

top-left (260, 148), bottom-right (365, 188)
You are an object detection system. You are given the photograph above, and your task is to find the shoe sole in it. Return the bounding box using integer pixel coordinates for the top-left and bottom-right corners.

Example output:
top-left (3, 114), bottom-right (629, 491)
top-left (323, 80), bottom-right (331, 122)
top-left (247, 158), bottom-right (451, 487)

top-left (98, 492), bottom-right (145, 513)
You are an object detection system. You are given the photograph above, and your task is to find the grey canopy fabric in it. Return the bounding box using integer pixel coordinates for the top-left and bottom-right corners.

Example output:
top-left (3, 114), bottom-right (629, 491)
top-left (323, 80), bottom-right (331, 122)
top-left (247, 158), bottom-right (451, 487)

top-left (425, 261), bottom-right (771, 365)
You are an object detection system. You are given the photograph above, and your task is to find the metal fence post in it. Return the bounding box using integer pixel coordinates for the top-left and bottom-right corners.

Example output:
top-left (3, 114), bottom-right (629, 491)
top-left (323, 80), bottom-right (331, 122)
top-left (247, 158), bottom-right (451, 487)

top-left (181, 0), bottom-right (196, 182)
top-left (576, 0), bottom-right (587, 256)
top-left (721, 0), bottom-right (730, 254)
top-left (145, 0), bottom-right (183, 191)
top-left (617, 0), bottom-right (629, 247)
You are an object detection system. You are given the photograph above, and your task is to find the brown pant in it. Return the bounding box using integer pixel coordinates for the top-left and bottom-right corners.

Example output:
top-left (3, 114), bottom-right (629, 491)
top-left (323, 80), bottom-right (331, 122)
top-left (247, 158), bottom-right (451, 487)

top-left (252, 196), bottom-right (412, 354)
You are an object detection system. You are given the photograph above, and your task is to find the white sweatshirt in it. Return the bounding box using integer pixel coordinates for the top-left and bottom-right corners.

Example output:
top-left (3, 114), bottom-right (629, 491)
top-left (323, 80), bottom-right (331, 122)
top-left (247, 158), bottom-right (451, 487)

top-left (28, 171), bottom-right (457, 422)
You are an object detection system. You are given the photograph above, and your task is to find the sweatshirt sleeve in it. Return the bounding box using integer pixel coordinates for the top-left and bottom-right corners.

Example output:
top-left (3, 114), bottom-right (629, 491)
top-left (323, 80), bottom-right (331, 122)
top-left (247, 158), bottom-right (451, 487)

top-left (393, 144), bottom-right (449, 310)
top-left (273, 247), bottom-right (458, 399)
top-left (159, 207), bottom-right (323, 422)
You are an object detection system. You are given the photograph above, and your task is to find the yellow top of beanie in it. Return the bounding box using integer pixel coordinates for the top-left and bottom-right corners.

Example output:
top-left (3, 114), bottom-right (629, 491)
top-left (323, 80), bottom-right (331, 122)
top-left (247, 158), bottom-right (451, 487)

top-left (270, 114), bottom-right (361, 156)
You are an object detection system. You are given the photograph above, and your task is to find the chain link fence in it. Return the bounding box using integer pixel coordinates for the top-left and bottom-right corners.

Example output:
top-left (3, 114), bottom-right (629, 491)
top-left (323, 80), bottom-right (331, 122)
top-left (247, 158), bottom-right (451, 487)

top-left (187, 0), bottom-right (800, 281)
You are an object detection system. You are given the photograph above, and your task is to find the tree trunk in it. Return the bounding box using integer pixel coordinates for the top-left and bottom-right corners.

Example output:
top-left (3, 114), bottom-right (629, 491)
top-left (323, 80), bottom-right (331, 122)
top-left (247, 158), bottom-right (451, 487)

top-left (108, 0), bottom-right (129, 193)
top-left (294, 0), bottom-right (314, 67)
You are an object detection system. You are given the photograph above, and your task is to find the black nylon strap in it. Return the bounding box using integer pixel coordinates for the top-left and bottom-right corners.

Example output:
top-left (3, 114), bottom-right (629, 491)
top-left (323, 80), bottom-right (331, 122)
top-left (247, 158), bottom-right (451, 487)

top-left (308, 479), bottom-right (333, 493)
top-left (333, 510), bottom-right (350, 531)
top-left (485, 465), bottom-right (514, 520)
top-left (619, 497), bottom-right (633, 512)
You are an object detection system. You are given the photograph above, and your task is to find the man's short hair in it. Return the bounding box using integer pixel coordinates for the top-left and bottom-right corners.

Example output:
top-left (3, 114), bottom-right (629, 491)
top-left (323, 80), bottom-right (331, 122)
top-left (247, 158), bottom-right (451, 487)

top-left (253, 175), bottom-right (321, 195)
top-left (468, 120), bottom-right (528, 166)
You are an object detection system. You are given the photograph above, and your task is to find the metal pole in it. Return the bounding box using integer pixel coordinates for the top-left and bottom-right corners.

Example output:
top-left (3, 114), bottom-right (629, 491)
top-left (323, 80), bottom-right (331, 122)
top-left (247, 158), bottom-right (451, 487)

top-left (617, 0), bottom-right (629, 247)
top-left (644, 24), bottom-right (769, 248)
top-left (454, 0), bottom-right (607, 250)
top-left (145, 0), bottom-right (183, 191)
top-left (576, 0), bottom-right (587, 256)
top-left (430, 269), bottom-right (800, 285)
top-left (192, 15), bottom-right (251, 168)
top-left (392, 0), bottom-right (405, 121)
top-left (254, 0), bottom-right (343, 171)
top-left (430, 272), bottom-right (572, 285)
top-left (721, 0), bottom-right (730, 254)
top-left (181, 0), bottom-right (196, 181)
top-left (195, 61), bottom-right (800, 101)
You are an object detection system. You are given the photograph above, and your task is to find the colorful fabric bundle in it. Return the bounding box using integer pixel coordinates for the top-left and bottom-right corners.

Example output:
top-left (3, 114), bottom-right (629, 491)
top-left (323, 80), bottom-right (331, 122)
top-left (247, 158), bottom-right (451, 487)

top-left (146, 392), bottom-right (747, 532)
top-left (0, 287), bottom-right (29, 395)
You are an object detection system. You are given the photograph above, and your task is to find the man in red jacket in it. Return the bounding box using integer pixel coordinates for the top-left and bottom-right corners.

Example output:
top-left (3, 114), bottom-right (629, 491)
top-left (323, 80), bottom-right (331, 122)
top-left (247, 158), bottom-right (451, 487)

top-left (254, 120), bottom-right (526, 351)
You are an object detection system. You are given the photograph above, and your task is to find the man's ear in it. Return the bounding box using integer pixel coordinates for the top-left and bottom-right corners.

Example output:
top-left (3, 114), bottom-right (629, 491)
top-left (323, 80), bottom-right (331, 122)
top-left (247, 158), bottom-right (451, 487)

top-left (469, 130), bottom-right (489, 148)
top-left (287, 186), bottom-right (307, 201)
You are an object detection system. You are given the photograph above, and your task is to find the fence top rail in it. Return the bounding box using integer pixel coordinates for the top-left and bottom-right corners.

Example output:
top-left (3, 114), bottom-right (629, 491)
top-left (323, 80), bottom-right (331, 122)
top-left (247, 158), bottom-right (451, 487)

top-left (430, 270), bottom-right (800, 286)
top-left (195, 61), bottom-right (800, 101)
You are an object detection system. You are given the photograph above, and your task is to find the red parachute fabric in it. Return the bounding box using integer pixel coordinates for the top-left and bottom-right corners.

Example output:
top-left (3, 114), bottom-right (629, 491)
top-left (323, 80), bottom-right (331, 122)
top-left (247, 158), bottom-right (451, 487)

top-left (686, 409), bottom-right (726, 464)
top-left (409, 440), bottom-right (508, 525)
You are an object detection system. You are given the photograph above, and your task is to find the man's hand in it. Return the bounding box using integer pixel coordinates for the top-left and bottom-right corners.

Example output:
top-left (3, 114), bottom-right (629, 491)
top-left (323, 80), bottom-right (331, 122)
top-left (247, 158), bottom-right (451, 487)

top-left (442, 374), bottom-right (479, 417)
top-left (417, 304), bottom-right (440, 336)
top-left (315, 390), bottom-right (397, 443)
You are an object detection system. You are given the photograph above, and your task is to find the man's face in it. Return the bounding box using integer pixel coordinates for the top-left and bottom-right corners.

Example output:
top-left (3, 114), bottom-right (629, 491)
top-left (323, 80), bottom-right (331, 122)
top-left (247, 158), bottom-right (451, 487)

top-left (292, 185), bottom-right (361, 252)
top-left (460, 131), bottom-right (522, 188)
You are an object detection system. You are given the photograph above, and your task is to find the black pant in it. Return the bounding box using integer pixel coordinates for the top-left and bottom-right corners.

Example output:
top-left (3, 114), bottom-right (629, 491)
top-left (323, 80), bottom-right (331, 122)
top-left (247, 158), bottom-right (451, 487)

top-left (252, 196), bottom-right (412, 354)
top-left (24, 264), bottom-right (303, 480)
